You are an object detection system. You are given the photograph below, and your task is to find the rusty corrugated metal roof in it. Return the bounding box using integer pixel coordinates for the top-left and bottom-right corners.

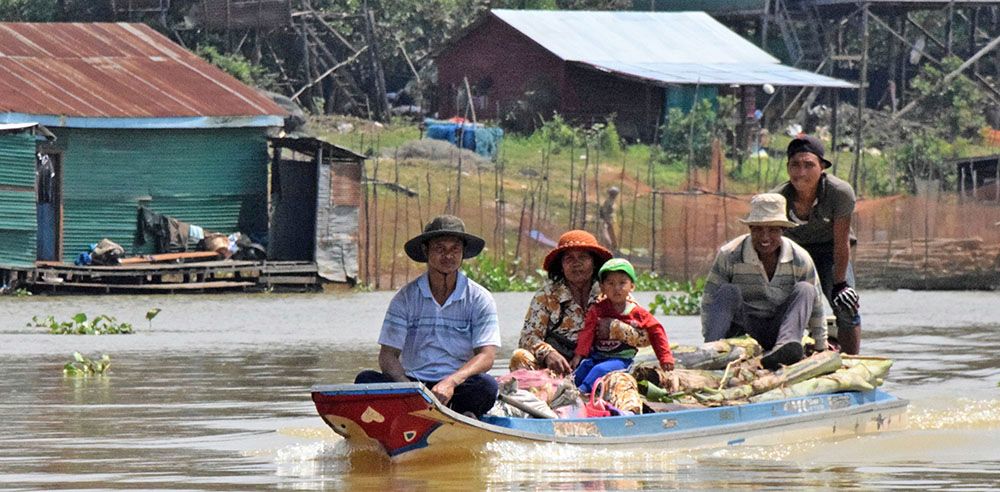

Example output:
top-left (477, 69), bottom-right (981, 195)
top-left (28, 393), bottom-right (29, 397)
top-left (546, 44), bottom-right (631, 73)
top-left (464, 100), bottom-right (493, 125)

top-left (0, 23), bottom-right (286, 123)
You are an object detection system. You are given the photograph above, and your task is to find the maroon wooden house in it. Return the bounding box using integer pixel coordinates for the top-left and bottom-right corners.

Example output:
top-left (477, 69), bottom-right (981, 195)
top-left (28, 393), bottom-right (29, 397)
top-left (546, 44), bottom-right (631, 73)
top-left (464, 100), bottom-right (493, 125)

top-left (434, 9), bottom-right (853, 141)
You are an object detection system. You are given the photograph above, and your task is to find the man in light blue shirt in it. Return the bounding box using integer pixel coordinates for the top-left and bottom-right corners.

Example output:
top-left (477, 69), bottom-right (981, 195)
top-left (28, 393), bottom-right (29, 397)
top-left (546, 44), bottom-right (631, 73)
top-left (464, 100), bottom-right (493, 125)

top-left (355, 215), bottom-right (501, 417)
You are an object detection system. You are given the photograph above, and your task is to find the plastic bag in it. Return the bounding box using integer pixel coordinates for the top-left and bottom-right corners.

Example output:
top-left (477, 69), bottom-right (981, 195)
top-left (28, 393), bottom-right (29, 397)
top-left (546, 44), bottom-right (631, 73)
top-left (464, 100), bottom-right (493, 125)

top-left (583, 377), bottom-right (611, 418)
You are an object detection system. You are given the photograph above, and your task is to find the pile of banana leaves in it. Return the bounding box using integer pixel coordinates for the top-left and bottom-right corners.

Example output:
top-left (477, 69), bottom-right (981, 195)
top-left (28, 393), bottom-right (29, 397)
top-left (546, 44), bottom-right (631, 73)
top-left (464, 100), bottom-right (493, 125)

top-left (630, 336), bottom-right (893, 408)
top-left (492, 337), bottom-right (893, 418)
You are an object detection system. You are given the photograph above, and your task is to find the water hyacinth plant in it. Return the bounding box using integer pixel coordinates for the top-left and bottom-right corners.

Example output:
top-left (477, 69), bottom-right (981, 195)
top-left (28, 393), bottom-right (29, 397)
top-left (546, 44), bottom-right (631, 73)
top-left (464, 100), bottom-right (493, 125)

top-left (633, 271), bottom-right (689, 292)
top-left (63, 352), bottom-right (111, 376)
top-left (31, 313), bottom-right (134, 335)
top-left (648, 277), bottom-right (706, 316)
top-left (145, 308), bottom-right (162, 330)
top-left (462, 253), bottom-right (542, 292)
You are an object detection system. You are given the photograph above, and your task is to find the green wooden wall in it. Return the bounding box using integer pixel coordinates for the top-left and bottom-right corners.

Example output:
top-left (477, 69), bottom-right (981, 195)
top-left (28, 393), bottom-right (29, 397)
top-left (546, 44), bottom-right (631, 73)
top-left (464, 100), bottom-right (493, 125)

top-left (0, 132), bottom-right (37, 267)
top-left (49, 127), bottom-right (269, 261)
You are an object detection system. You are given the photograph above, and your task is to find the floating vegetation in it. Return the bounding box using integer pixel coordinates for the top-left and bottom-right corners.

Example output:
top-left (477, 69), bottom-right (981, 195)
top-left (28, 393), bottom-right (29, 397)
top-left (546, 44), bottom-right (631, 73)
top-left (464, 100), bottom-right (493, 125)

top-left (463, 253), bottom-right (542, 292)
top-left (145, 308), bottom-right (162, 329)
top-left (648, 278), bottom-right (705, 316)
top-left (31, 313), bottom-right (134, 335)
top-left (63, 352), bottom-right (111, 376)
top-left (633, 272), bottom-right (687, 292)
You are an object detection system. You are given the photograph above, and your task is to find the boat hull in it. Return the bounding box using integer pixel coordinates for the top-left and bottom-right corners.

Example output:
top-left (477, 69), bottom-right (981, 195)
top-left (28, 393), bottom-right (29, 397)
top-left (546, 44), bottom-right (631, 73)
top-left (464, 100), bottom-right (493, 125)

top-left (311, 382), bottom-right (908, 462)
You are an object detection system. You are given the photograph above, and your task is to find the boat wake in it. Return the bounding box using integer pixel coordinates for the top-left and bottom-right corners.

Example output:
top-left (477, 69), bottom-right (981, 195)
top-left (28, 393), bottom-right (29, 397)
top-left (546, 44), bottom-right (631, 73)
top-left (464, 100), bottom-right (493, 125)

top-left (906, 399), bottom-right (1000, 430)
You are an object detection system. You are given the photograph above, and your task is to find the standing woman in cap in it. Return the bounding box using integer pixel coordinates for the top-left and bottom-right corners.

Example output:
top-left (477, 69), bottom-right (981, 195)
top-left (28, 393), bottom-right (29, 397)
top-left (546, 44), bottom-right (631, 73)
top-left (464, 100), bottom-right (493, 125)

top-left (772, 135), bottom-right (862, 354)
top-left (354, 215), bottom-right (501, 418)
top-left (510, 230), bottom-right (650, 375)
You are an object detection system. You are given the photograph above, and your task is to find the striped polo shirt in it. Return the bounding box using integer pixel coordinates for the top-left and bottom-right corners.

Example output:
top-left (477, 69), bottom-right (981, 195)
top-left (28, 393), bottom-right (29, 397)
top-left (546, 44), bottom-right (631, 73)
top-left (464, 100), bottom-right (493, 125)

top-left (379, 271), bottom-right (500, 381)
top-left (702, 234), bottom-right (825, 337)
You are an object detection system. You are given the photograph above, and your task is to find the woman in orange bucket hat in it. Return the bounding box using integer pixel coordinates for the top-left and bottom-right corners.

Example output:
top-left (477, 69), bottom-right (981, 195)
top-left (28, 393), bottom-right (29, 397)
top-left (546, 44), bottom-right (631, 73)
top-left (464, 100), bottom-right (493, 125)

top-left (510, 230), bottom-right (651, 375)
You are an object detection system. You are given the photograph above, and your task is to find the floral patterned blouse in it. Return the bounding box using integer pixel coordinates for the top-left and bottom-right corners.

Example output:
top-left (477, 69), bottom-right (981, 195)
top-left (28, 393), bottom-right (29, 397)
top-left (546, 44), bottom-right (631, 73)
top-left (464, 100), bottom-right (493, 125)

top-left (519, 279), bottom-right (648, 362)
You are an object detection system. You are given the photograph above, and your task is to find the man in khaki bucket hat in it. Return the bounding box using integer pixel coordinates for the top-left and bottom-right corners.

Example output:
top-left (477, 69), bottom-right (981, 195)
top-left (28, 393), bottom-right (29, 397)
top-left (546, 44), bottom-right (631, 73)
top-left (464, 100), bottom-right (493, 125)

top-left (700, 193), bottom-right (827, 370)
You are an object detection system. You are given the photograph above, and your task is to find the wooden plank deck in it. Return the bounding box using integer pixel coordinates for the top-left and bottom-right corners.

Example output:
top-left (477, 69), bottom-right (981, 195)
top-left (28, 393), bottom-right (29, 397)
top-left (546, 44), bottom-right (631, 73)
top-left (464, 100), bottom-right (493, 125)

top-left (34, 280), bottom-right (256, 293)
top-left (17, 260), bottom-right (325, 293)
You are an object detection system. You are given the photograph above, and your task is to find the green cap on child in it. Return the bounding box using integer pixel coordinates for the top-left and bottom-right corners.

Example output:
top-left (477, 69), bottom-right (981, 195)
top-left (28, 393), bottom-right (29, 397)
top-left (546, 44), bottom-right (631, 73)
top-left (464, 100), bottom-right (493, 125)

top-left (598, 258), bottom-right (636, 283)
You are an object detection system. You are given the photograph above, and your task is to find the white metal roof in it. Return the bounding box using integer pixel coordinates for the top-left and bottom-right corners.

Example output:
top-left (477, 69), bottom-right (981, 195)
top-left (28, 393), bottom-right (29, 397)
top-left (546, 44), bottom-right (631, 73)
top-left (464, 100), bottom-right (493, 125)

top-left (492, 9), bottom-right (855, 88)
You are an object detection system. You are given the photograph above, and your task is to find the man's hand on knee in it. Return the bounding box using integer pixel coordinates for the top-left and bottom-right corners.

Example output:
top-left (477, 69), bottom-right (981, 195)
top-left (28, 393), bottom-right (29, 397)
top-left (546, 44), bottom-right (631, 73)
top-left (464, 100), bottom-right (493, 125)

top-left (431, 377), bottom-right (458, 405)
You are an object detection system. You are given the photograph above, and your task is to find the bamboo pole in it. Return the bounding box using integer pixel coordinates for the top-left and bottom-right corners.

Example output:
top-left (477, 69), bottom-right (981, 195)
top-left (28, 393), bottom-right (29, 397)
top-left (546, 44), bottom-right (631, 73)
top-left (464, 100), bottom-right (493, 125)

top-left (477, 165), bottom-right (485, 239)
top-left (852, 4), bottom-right (869, 192)
top-left (404, 194), bottom-right (411, 283)
top-left (361, 153), bottom-right (371, 286)
top-left (495, 144), bottom-right (507, 262)
top-left (683, 193), bottom-right (690, 280)
top-left (687, 82), bottom-right (699, 190)
top-left (371, 156), bottom-right (381, 289)
top-left (569, 138), bottom-right (576, 229)
top-left (494, 146), bottom-right (501, 261)
top-left (650, 190), bottom-right (658, 274)
top-left (542, 134), bottom-right (553, 224)
top-left (526, 181), bottom-right (539, 274)
top-left (389, 151), bottom-right (400, 289)
top-left (960, 167), bottom-right (966, 203)
top-left (886, 197), bottom-right (894, 273)
top-left (722, 190), bottom-right (730, 241)
top-left (581, 143), bottom-right (590, 230)
top-left (426, 170), bottom-right (432, 218)
top-left (514, 187), bottom-right (529, 260)
top-left (628, 157), bottom-right (641, 262)
top-left (617, 147), bottom-right (627, 251)
top-left (973, 169), bottom-right (978, 201)
top-left (663, 193), bottom-right (670, 276)
top-left (593, 137), bottom-right (601, 235)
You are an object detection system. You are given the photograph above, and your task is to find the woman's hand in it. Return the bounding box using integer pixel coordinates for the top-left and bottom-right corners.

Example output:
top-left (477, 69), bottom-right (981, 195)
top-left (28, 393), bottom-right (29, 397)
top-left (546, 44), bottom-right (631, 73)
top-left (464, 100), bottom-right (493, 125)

top-left (543, 350), bottom-right (572, 375)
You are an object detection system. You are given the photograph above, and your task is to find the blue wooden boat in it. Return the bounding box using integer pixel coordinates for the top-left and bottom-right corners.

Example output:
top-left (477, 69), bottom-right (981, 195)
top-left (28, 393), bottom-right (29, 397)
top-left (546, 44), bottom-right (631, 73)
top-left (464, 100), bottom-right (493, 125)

top-left (310, 382), bottom-right (908, 462)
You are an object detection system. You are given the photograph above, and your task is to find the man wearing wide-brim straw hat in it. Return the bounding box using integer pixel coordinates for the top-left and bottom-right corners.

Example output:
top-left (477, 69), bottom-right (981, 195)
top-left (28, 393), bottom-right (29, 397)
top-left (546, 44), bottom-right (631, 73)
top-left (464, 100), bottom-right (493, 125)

top-left (354, 215), bottom-right (501, 418)
top-left (700, 193), bottom-right (827, 370)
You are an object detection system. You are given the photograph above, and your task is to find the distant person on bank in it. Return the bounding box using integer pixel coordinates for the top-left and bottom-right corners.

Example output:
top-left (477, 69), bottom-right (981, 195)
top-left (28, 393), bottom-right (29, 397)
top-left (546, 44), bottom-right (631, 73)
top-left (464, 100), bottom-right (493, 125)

top-left (598, 186), bottom-right (620, 252)
top-left (510, 230), bottom-right (651, 375)
top-left (701, 193), bottom-right (827, 370)
top-left (354, 215), bottom-right (500, 417)
top-left (772, 135), bottom-right (861, 354)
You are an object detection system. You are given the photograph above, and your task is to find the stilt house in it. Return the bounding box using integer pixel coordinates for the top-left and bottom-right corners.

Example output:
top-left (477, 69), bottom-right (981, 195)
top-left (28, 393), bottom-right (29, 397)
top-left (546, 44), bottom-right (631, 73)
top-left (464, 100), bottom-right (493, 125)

top-left (0, 22), bottom-right (286, 267)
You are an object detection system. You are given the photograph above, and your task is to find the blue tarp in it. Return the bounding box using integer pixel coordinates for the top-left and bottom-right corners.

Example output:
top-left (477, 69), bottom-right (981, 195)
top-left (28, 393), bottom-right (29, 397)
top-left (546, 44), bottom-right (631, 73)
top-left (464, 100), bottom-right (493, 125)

top-left (424, 119), bottom-right (503, 159)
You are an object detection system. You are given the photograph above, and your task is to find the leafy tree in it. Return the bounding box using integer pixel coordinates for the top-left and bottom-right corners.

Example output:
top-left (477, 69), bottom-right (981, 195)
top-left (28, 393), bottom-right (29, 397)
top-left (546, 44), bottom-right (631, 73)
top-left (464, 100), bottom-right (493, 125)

top-left (660, 96), bottom-right (736, 168)
top-left (893, 130), bottom-right (948, 194)
top-left (909, 56), bottom-right (986, 140)
top-left (0, 0), bottom-right (56, 21)
top-left (195, 44), bottom-right (276, 90)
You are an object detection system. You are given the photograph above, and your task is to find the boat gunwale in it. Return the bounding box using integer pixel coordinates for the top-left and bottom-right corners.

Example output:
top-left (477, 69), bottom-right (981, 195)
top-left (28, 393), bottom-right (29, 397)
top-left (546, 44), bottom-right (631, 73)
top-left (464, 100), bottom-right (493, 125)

top-left (310, 382), bottom-right (909, 445)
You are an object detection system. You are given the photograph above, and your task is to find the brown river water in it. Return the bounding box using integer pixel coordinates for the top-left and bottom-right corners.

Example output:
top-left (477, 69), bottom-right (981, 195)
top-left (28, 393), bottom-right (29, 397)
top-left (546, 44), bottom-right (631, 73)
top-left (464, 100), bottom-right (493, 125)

top-left (1, 290), bottom-right (998, 490)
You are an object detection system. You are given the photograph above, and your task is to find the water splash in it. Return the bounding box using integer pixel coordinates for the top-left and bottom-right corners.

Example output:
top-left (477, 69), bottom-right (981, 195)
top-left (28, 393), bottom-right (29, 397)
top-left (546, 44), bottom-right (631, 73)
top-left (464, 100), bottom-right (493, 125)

top-left (704, 439), bottom-right (821, 462)
top-left (276, 426), bottom-right (340, 441)
top-left (907, 399), bottom-right (1000, 430)
top-left (485, 440), bottom-right (689, 468)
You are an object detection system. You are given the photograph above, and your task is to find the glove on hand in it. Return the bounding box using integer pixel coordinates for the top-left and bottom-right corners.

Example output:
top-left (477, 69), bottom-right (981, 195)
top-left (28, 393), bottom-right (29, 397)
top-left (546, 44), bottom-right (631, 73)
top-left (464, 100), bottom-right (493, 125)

top-left (832, 282), bottom-right (860, 315)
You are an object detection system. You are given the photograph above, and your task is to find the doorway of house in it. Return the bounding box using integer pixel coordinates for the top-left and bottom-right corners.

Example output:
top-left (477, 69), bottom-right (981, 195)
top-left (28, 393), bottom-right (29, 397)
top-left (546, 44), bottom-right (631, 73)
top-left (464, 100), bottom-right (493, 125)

top-left (35, 152), bottom-right (61, 261)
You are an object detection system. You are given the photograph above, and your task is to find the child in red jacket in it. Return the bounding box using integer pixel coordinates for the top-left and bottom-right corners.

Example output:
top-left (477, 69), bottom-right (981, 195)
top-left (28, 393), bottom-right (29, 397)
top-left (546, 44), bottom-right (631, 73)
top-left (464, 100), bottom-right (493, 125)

top-left (571, 258), bottom-right (674, 393)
